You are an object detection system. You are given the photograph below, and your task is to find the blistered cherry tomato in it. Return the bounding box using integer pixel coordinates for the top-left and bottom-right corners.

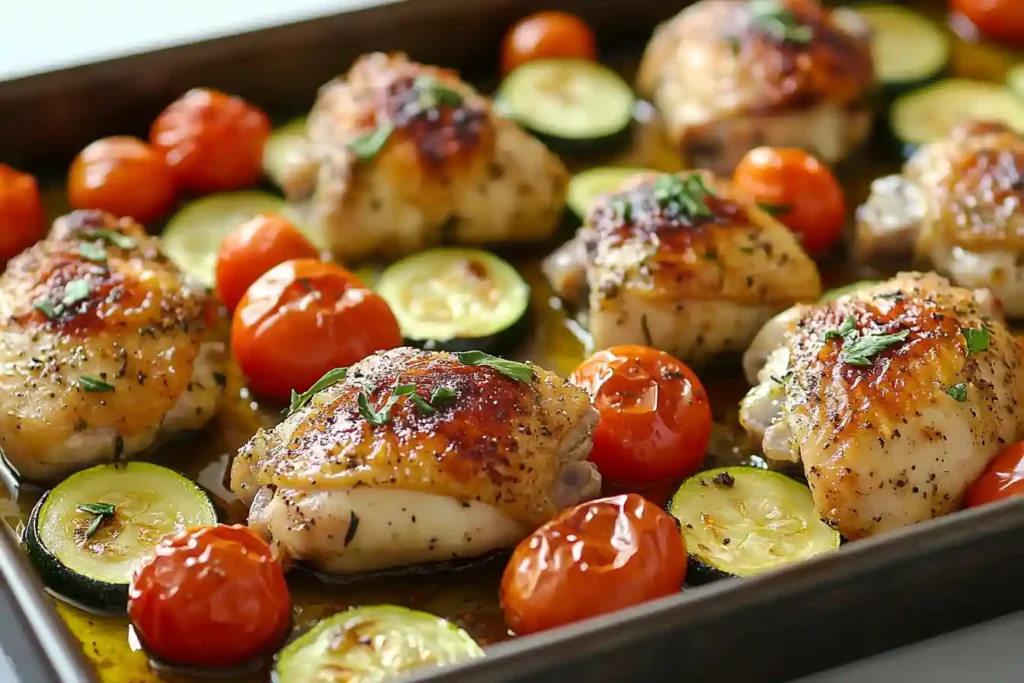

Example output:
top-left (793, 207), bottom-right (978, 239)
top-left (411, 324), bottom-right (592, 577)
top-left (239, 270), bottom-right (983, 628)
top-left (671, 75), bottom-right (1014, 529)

top-left (215, 213), bottom-right (319, 311)
top-left (0, 164), bottom-right (45, 262)
top-left (732, 147), bottom-right (846, 254)
top-left (951, 0), bottom-right (1024, 45)
top-left (965, 441), bottom-right (1024, 508)
top-left (501, 11), bottom-right (597, 75)
top-left (500, 494), bottom-right (686, 635)
top-left (128, 524), bottom-right (290, 669)
top-left (232, 259), bottom-right (402, 401)
top-left (570, 345), bottom-right (711, 486)
top-left (150, 88), bottom-right (271, 194)
top-left (68, 136), bottom-right (177, 224)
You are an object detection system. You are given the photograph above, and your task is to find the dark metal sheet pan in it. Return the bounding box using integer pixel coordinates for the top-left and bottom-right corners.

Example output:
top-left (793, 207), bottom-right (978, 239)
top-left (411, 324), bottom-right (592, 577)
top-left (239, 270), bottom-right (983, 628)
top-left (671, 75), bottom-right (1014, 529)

top-left (1, 1), bottom-right (1022, 682)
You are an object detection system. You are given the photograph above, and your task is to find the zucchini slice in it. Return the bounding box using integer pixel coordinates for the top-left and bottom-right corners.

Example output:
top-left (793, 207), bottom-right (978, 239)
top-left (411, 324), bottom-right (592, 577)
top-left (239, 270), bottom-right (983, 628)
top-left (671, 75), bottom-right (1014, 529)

top-left (163, 191), bottom-right (325, 288)
top-left (496, 58), bottom-right (636, 156)
top-left (1007, 64), bottom-right (1024, 102)
top-left (667, 467), bottom-right (840, 584)
top-left (273, 605), bottom-right (484, 682)
top-left (263, 117), bottom-right (309, 189)
top-left (820, 280), bottom-right (878, 302)
top-left (24, 462), bottom-right (218, 613)
top-left (890, 79), bottom-right (1024, 153)
top-left (376, 248), bottom-right (530, 354)
top-left (855, 5), bottom-right (948, 93)
top-left (566, 166), bottom-right (650, 222)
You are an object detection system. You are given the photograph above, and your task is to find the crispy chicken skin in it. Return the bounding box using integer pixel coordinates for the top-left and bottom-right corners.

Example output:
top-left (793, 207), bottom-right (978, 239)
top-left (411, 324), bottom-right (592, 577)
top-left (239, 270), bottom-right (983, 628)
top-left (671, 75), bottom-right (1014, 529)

top-left (739, 273), bottom-right (1024, 539)
top-left (231, 347), bottom-right (600, 574)
top-left (636, 0), bottom-right (874, 174)
top-left (280, 52), bottom-right (569, 262)
top-left (0, 211), bottom-right (225, 483)
top-left (543, 170), bottom-right (821, 363)
top-left (856, 121), bottom-right (1024, 316)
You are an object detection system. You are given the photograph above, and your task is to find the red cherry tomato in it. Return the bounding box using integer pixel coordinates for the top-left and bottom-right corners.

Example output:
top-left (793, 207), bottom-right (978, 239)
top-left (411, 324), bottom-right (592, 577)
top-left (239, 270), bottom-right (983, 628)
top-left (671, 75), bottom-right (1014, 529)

top-left (570, 345), bottom-right (712, 487)
top-left (128, 524), bottom-right (290, 669)
top-left (215, 213), bottom-right (319, 312)
top-left (732, 147), bottom-right (846, 255)
top-left (965, 441), bottom-right (1024, 508)
top-left (951, 0), bottom-right (1024, 45)
top-left (0, 164), bottom-right (45, 262)
top-left (500, 494), bottom-right (686, 635)
top-left (68, 136), bottom-right (177, 224)
top-left (501, 11), bottom-right (597, 75)
top-left (232, 259), bottom-right (402, 401)
top-left (150, 88), bottom-right (271, 194)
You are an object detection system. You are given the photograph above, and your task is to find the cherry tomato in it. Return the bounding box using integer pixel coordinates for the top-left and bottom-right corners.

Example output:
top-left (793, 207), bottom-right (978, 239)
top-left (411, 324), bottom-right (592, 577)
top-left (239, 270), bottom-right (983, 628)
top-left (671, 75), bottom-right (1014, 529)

top-left (951, 0), bottom-right (1024, 45)
top-left (68, 137), bottom-right (177, 224)
top-left (732, 147), bottom-right (846, 255)
top-left (0, 164), bottom-right (45, 262)
top-left (500, 494), bottom-right (686, 635)
top-left (215, 213), bottom-right (319, 312)
top-left (570, 345), bottom-right (712, 487)
top-left (128, 524), bottom-right (290, 668)
top-left (232, 259), bottom-right (402, 401)
top-left (150, 88), bottom-right (271, 194)
top-left (965, 441), bottom-right (1024, 508)
top-left (501, 11), bottom-right (597, 75)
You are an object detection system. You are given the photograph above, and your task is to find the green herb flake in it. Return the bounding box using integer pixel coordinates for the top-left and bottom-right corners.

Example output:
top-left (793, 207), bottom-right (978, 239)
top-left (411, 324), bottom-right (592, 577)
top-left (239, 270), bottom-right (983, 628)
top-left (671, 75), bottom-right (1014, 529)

top-left (413, 75), bottom-right (465, 109)
top-left (78, 375), bottom-right (114, 393)
top-left (357, 389), bottom-right (405, 427)
top-left (947, 383), bottom-right (968, 402)
top-left (429, 386), bottom-right (457, 407)
top-left (77, 502), bottom-right (116, 540)
top-left (840, 329), bottom-right (910, 367)
top-left (349, 122), bottom-right (395, 161)
top-left (288, 367), bottom-right (348, 415)
top-left (78, 241), bottom-right (107, 263)
top-left (961, 326), bottom-right (990, 357)
top-left (825, 316), bottom-right (857, 341)
top-left (609, 195), bottom-right (633, 223)
top-left (62, 278), bottom-right (90, 307)
top-left (757, 202), bottom-right (792, 216)
top-left (82, 229), bottom-right (136, 250)
top-left (750, 0), bottom-right (814, 44)
top-left (455, 351), bottom-right (534, 383)
top-left (34, 300), bottom-right (57, 319)
top-left (652, 173), bottom-right (715, 219)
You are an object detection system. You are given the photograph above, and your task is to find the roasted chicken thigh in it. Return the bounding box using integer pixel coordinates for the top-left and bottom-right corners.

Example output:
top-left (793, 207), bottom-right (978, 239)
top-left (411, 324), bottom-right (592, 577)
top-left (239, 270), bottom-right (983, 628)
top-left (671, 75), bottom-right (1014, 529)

top-left (0, 211), bottom-right (224, 483)
top-left (231, 347), bottom-right (600, 575)
top-left (279, 52), bottom-right (569, 262)
top-left (740, 273), bottom-right (1024, 539)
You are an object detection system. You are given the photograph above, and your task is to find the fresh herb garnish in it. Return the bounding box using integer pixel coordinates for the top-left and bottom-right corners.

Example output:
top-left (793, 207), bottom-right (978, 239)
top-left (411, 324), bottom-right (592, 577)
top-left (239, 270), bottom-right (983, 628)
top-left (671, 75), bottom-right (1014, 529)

top-left (454, 351), bottom-right (534, 382)
top-left (749, 0), bottom-right (814, 44)
top-left (757, 202), bottom-right (792, 216)
top-left (77, 502), bottom-right (115, 540)
top-left (961, 326), bottom-right (990, 357)
top-left (429, 386), bottom-right (457, 407)
top-left (413, 75), bottom-right (465, 109)
top-left (34, 300), bottom-right (57, 318)
top-left (652, 173), bottom-right (715, 219)
top-left (78, 241), bottom-right (107, 263)
top-left (62, 279), bottom-right (90, 307)
top-left (81, 229), bottom-right (135, 250)
top-left (947, 383), bottom-right (968, 402)
top-left (288, 367), bottom-right (348, 415)
top-left (357, 388), bottom-right (408, 426)
top-left (840, 329), bottom-right (910, 367)
top-left (349, 122), bottom-right (395, 161)
top-left (825, 315), bottom-right (857, 341)
top-left (78, 375), bottom-right (114, 393)
top-left (610, 195), bottom-right (633, 223)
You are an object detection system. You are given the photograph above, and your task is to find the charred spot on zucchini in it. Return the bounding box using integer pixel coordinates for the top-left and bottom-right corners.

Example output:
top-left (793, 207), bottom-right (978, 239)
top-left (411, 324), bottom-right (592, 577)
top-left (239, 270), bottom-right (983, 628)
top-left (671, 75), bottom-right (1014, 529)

top-left (273, 605), bottom-right (484, 682)
top-left (376, 248), bottom-right (530, 354)
top-left (496, 59), bottom-right (636, 156)
top-left (854, 5), bottom-right (948, 94)
top-left (24, 462), bottom-right (217, 613)
top-left (667, 467), bottom-right (839, 584)
top-left (566, 166), bottom-right (651, 222)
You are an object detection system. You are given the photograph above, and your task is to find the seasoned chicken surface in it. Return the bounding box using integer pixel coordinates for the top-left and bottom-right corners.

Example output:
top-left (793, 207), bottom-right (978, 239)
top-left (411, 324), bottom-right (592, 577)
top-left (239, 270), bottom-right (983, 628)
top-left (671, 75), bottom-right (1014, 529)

top-left (856, 121), bottom-right (1024, 316)
top-left (543, 170), bottom-right (821, 363)
top-left (280, 52), bottom-right (569, 262)
top-left (739, 273), bottom-right (1024, 539)
top-left (636, 0), bottom-right (874, 174)
top-left (0, 211), bottom-right (225, 483)
top-left (231, 347), bottom-right (600, 574)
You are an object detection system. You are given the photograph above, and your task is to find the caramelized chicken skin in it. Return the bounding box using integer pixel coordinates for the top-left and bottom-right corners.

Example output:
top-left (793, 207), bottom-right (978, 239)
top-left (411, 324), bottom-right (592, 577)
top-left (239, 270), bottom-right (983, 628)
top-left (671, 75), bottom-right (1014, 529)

top-left (740, 273), bottom-right (1024, 539)
top-left (280, 52), bottom-right (569, 262)
top-left (636, 0), bottom-right (874, 174)
top-left (543, 170), bottom-right (821, 363)
top-left (856, 121), bottom-right (1024, 316)
top-left (0, 211), bottom-right (225, 483)
top-left (231, 347), bottom-right (600, 574)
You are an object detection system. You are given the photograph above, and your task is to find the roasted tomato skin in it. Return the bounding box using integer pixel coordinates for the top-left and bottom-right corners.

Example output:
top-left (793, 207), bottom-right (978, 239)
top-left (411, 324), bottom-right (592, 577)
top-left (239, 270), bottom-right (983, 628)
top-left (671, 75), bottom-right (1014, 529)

top-left (0, 164), bottom-right (45, 262)
top-left (232, 259), bottom-right (402, 401)
top-left (215, 213), bottom-right (319, 312)
top-left (500, 494), bottom-right (686, 635)
top-left (570, 345), bottom-right (712, 487)
top-left (732, 147), bottom-right (846, 255)
top-left (150, 88), bottom-right (271, 194)
top-left (951, 0), bottom-right (1024, 45)
top-left (68, 137), bottom-right (177, 224)
top-left (965, 441), bottom-right (1024, 507)
top-left (127, 524), bottom-right (291, 669)
top-left (501, 11), bottom-right (597, 75)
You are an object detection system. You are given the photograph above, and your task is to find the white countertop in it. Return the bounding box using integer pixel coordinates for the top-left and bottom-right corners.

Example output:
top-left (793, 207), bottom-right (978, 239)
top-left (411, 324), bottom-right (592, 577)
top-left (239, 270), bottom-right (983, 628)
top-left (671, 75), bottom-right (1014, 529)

top-left (0, 1), bottom-right (1022, 681)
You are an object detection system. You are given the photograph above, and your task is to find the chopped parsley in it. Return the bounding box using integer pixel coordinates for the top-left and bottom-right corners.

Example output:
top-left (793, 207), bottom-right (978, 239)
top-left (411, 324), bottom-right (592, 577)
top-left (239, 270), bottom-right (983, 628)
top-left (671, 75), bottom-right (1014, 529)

top-left (78, 241), bottom-right (107, 263)
top-left (947, 383), bottom-right (967, 402)
top-left (454, 350), bottom-right (534, 382)
top-left (652, 173), bottom-right (715, 219)
top-left (757, 202), bottom-right (792, 216)
top-left (825, 316), bottom-right (857, 341)
top-left (413, 75), bottom-right (465, 109)
top-left (77, 502), bottom-right (115, 540)
top-left (81, 229), bottom-right (136, 250)
top-left (360, 383), bottom-right (458, 424)
top-left (961, 326), bottom-right (990, 357)
top-left (825, 316), bottom-right (910, 366)
top-left (288, 367), bottom-right (348, 415)
top-left (62, 279), bottom-right (90, 307)
top-left (34, 300), bottom-right (57, 318)
top-left (429, 386), bottom-right (457, 407)
top-left (749, 0), bottom-right (814, 44)
top-left (78, 375), bottom-right (114, 393)
top-left (349, 122), bottom-right (394, 160)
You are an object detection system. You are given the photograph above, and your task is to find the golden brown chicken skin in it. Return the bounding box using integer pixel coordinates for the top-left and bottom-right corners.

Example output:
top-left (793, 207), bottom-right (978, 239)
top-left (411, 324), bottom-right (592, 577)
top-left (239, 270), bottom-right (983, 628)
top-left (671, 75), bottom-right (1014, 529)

top-left (0, 211), bottom-right (225, 483)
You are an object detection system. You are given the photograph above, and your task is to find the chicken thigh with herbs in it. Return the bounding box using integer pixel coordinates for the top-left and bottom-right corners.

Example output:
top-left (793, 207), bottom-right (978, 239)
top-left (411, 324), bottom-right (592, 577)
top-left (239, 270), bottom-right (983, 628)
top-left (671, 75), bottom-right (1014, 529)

top-left (636, 0), bottom-right (874, 174)
top-left (543, 170), bottom-right (821, 363)
top-left (278, 51), bottom-right (569, 262)
top-left (739, 273), bottom-right (1023, 539)
top-left (855, 121), bottom-right (1024, 316)
top-left (0, 211), bottom-right (224, 483)
top-left (231, 347), bottom-right (600, 575)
